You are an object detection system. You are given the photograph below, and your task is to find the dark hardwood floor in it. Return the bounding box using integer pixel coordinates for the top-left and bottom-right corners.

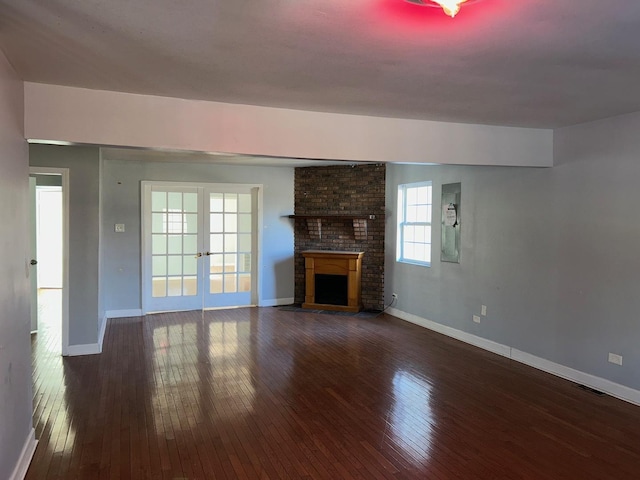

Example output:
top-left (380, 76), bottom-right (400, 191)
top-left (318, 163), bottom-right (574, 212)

top-left (28, 306), bottom-right (640, 479)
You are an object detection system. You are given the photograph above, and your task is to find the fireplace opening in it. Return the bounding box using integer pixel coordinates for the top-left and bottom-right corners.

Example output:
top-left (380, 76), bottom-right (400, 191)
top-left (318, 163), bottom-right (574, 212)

top-left (314, 274), bottom-right (348, 306)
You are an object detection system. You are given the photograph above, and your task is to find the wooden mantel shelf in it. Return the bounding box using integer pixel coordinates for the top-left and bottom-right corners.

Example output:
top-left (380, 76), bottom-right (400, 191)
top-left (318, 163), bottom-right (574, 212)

top-left (287, 214), bottom-right (374, 241)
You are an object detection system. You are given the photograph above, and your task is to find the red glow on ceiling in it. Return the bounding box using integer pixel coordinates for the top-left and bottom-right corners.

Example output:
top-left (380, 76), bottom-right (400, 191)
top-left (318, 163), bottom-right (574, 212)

top-left (373, 0), bottom-right (497, 30)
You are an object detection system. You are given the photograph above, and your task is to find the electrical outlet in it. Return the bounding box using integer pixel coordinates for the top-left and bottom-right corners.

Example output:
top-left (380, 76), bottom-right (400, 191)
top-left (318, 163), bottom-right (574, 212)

top-left (481, 305), bottom-right (487, 316)
top-left (473, 315), bottom-right (481, 324)
top-left (392, 293), bottom-right (398, 298)
top-left (114, 223), bottom-right (125, 233)
top-left (608, 353), bottom-right (623, 366)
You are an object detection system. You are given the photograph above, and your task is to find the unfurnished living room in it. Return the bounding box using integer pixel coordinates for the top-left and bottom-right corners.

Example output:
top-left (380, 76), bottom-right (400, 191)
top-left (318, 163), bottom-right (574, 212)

top-left (2, 1), bottom-right (640, 479)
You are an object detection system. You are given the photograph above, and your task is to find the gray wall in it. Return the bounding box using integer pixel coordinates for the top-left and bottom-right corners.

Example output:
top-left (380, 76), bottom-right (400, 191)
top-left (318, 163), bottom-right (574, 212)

top-left (385, 112), bottom-right (640, 391)
top-left (30, 144), bottom-right (101, 346)
top-left (101, 159), bottom-right (295, 312)
top-left (0, 51), bottom-right (32, 479)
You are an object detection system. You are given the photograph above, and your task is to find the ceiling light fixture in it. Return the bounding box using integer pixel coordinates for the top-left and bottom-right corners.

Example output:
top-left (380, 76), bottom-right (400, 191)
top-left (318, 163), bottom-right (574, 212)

top-left (404, 0), bottom-right (472, 18)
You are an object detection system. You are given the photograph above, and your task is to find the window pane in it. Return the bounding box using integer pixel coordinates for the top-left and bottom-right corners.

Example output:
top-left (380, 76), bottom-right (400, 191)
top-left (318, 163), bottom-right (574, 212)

top-left (210, 254), bottom-right (224, 273)
top-left (238, 214), bottom-right (251, 233)
top-left (168, 192), bottom-right (182, 210)
top-left (404, 225), bottom-right (415, 242)
top-left (224, 274), bottom-right (237, 293)
top-left (425, 226), bottom-right (432, 243)
top-left (224, 194), bottom-right (238, 213)
top-left (239, 273), bottom-right (251, 292)
top-left (152, 278), bottom-right (166, 298)
top-left (183, 193), bottom-right (198, 213)
top-left (210, 193), bottom-right (224, 212)
top-left (152, 234), bottom-right (166, 255)
top-left (417, 186), bottom-right (429, 203)
top-left (239, 253), bottom-right (251, 273)
top-left (167, 277), bottom-right (182, 296)
top-left (238, 234), bottom-right (251, 252)
top-left (152, 213), bottom-right (165, 233)
top-left (224, 214), bottom-right (237, 232)
top-left (238, 194), bottom-right (251, 212)
top-left (183, 235), bottom-right (198, 255)
top-left (209, 274), bottom-right (223, 293)
top-left (224, 254), bottom-right (237, 272)
top-left (183, 276), bottom-right (197, 296)
top-left (185, 214), bottom-right (198, 234)
top-left (210, 234), bottom-right (223, 252)
top-left (416, 207), bottom-right (428, 223)
top-left (407, 187), bottom-right (417, 205)
top-left (407, 206), bottom-right (417, 222)
top-left (225, 234), bottom-right (237, 252)
top-left (210, 214), bottom-right (223, 232)
top-left (152, 191), bottom-right (166, 211)
top-left (183, 256), bottom-right (197, 275)
top-left (404, 242), bottom-right (415, 260)
top-left (168, 256), bottom-right (182, 276)
top-left (166, 212), bottom-right (183, 233)
top-left (168, 235), bottom-right (182, 254)
top-left (152, 256), bottom-right (166, 276)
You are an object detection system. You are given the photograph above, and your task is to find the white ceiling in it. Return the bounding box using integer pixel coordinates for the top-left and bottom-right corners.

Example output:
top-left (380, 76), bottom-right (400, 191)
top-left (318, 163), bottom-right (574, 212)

top-left (2, 0), bottom-right (640, 130)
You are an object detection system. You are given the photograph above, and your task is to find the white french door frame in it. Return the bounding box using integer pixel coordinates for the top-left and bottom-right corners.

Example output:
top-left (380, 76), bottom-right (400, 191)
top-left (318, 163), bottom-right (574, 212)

top-left (140, 180), bottom-right (263, 314)
top-left (29, 167), bottom-right (70, 355)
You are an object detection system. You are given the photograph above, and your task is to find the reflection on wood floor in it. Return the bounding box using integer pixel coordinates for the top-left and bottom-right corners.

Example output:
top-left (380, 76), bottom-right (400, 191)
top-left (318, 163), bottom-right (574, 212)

top-left (28, 306), bottom-right (640, 479)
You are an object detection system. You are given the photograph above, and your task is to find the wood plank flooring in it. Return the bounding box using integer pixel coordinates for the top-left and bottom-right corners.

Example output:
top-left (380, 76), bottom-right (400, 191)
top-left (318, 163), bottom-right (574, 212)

top-left (28, 306), bottom-right (640, 479)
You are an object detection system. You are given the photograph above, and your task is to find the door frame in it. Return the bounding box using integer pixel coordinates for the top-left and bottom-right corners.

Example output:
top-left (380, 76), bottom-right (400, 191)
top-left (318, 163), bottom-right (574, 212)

top-left (140, 180), bottom-right (263, 314)
top-left (29, 167), bottom-right (70, 355)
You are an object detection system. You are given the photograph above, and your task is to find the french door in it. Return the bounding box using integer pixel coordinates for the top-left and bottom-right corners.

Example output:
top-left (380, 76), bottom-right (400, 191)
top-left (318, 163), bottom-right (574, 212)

top-left (142, 182), bottom-right (258, 313)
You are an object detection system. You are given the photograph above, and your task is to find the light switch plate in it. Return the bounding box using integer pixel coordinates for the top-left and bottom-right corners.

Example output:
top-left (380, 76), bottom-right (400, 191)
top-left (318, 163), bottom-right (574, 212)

top-left (115, 223), bottom-right (125, 233)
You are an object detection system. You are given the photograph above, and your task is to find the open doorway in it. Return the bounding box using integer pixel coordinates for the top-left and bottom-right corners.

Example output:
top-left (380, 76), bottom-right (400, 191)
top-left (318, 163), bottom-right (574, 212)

top-left (29, 168), bottom-right (69, 355)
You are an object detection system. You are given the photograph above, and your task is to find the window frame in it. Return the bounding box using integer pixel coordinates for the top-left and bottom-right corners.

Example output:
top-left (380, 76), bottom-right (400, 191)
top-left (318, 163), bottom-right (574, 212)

top-left (396, 181), bottom-right (433, 267)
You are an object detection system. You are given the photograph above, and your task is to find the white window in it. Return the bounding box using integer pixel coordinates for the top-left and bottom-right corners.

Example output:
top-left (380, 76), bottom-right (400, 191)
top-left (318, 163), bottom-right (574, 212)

top-left (397, 181), bottom-right (432, 266)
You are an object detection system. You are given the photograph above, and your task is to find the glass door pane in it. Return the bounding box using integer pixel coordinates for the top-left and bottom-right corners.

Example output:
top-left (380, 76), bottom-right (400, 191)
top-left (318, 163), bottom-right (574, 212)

top-left (204, 190), bottom-right (253, 308)
top-left (145, 185), bottom-right (203, 312)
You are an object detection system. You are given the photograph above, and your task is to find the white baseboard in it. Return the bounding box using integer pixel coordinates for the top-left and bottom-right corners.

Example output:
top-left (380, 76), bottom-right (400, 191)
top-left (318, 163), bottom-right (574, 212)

top-left (388, 307), bottom-right (511, 358)
top-left (65, 342), bottom-right (101, 356)
top-left (9, 428), bottom-right (37, 480)
top-left (387, 307), bottom-right (640, 407)
top-left (106, 309), bottom-right (143, 318)
top-left (511, 349), bottom-right (640, 406)
top-left (260, 297), bottom-right (295, 307)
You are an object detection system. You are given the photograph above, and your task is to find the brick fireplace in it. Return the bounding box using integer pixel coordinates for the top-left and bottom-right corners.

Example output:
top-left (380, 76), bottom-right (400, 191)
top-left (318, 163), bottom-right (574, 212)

top-left (292, 164), bottom-right (385, 310)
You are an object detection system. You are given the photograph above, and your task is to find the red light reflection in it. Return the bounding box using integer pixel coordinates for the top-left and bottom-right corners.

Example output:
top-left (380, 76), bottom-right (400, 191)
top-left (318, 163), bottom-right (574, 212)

top-left (371, 0), bottom-right (498, 32)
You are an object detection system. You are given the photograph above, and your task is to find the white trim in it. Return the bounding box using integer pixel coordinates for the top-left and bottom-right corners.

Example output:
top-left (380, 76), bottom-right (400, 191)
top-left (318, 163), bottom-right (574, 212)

top-left (106, 309), bottom-right (143, 318)
top-left (259, 297), bottom-right (295, 307)
top-left (388, 307), bottom-right (511, 358)
top-left (30, 167), bottom-right (69, 355)
top-left (387, 307), bottom-right (640, 407)
top-left (511, 349), bottom-right (640, 407)
top-left (9, 428), bottom-right (37, 480)
top-left (65, 343), bottom-right (101, 356)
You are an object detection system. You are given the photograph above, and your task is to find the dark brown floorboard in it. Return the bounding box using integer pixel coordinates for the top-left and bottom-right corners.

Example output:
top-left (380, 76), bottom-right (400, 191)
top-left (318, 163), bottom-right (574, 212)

top-left (27, 307), bottom-right (640, 479)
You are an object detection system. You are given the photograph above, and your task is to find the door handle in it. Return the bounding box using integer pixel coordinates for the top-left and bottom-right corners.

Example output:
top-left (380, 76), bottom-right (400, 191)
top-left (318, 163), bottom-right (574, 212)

top-left (30, 259), bottom-right (38, 266)
top-left (195, 252), bottom-right (203, 258)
